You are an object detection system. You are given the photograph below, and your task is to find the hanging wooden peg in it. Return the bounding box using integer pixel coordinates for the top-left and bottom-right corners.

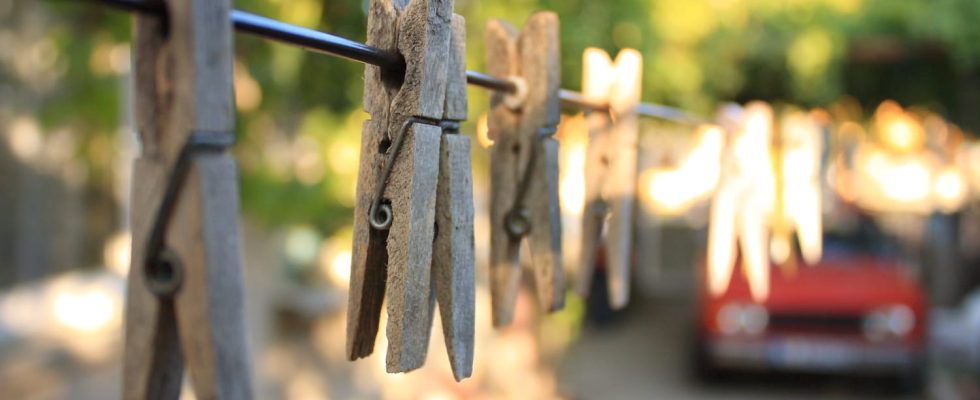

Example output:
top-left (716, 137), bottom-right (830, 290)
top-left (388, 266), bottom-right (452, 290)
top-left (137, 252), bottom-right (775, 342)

top-left (707, 102), bottom-right (776, 302)
top-left (347, 0), bottom-right (459, 374)
top-left (485, 12), bottom-right (564, 327)
top-left (123, 0), bottom-right (252, 398)
top-left (577, 48), bottom-right (642, 309)
top-left (427, 14), bottom-right (475, 381)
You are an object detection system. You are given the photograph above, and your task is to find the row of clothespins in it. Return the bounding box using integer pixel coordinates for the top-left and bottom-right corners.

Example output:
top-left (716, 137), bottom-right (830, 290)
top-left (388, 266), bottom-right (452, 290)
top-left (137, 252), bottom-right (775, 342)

top-left (109, 0), bottom-right (810, 395)
top-left (345, 1), bottom-right (669, 382)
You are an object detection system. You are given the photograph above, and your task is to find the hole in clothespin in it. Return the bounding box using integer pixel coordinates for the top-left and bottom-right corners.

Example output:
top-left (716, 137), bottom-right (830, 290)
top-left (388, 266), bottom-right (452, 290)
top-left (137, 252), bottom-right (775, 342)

top-left (391, 0), bottom-right (411, 10)
top-left (511, 143), bottom-right (520, 155)
top-left (380, 52), bottom-right (407, 92)
top-left (151, 0), bottom-right (172, 39)
top-left (503, 76), bottom-right (528, 110)
top-left (379, 137), bottom-right (392, 154)
top-left (144, 248), bottom-right (183, 297)
top-left (505, 208), bottom-right (531, 239)
top-left (594, 199), bottom-right (610, 217)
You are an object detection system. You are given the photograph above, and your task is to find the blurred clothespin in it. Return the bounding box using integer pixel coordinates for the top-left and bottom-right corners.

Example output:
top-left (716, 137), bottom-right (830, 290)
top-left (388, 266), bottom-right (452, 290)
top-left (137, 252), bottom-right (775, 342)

top-left (577, 48), bottom-right (642, 309)
top-left (347, 0), bottom-right (475, 377)
top-left (773, 110), bottom-right (823, 269)
top-left (707, 102), bottom-right (776, 302)
top-left (123, 0), bottom-right (253, 398)
top-left (485, 12), bottom-right (564, 327)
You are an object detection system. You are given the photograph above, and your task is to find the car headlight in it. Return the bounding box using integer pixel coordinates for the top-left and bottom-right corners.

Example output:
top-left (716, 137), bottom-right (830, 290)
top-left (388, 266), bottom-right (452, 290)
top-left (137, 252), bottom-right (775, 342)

top-left (863, 305), bottom-right (915, 341)
top-left (717, 302), bottom-right (768, 336)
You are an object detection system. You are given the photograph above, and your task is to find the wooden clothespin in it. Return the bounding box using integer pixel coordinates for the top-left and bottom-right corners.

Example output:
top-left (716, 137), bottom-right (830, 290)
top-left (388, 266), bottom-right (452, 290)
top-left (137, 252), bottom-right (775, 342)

top-left (347, 0), bottom-right (475, 377)
top-left (577, 48), bottom-right (642, 309)
top-left (123, 0), bottom-right (253, 399)
top-left (485, 12), bottom-right (564, 327)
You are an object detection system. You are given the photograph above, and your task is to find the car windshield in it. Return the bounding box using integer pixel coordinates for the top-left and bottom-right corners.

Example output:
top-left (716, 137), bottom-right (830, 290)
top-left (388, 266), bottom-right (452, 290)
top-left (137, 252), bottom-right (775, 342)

top-left (821, 216), bottom-right (900, 260)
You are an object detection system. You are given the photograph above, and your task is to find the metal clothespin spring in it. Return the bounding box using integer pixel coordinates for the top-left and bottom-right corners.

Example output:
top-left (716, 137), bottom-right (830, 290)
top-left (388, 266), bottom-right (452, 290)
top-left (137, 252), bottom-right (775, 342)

top-left (505, 125), bottom-right (557, 239)
top-left (144, 131), bottom-right (235, 297)
top-left (368, 116), bottom-right (444, 230)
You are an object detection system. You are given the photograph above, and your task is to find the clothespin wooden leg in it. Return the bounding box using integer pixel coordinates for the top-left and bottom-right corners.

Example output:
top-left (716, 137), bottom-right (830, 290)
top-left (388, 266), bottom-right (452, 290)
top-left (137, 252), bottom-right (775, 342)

top-left (383, 119), bottom-right (441, 372)
top-left (429, 14), bottom-right (475, 381)
top-left (525, 136), bottom-right (563, 311)
top-left (603, 133), bottom-right (639, 309)
top-left (706, 185), bottom-right (738, 296)
top-left (123, 0), bottom-right (252, 398)
top-left (486, 12), bottom-right (564, 327)
top-left (577, 48), bottom-right (642, 309)
top-left (432, 133), bottom-right (474, 379)
top-left (347, 0), bottom-right (453, 374)
top-left (347, 117), bottom-right (389, 361)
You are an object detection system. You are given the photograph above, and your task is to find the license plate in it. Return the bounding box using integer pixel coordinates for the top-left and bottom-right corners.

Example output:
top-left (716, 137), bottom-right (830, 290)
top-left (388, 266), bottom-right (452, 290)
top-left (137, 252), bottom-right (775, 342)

top-left (766, 338), bottom-right (858, 369)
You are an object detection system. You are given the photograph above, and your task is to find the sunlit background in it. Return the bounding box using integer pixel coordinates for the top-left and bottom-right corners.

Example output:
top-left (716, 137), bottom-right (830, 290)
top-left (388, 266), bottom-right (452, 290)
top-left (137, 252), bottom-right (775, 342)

top-left (3, 0), bottom-right (980, 399)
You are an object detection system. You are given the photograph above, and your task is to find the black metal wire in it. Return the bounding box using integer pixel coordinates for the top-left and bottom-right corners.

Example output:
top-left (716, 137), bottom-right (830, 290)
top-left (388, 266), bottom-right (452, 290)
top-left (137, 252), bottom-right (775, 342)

top-left (636, 103), bottom-right (709, 125)
top-left (231, 11), bottom-right (401, 69)
top-left (558, 90), bottom-right (708, 123)
top-left (559, 90), bottom-right (607, 112)
top-left (466, 71), bottom-right (516, 94)
top-left (100, 0), bottom-right (162, 15)
top-left (97, 0), bottom-right (401, 68)
top-left (91, 0), bottom-right (708, 124)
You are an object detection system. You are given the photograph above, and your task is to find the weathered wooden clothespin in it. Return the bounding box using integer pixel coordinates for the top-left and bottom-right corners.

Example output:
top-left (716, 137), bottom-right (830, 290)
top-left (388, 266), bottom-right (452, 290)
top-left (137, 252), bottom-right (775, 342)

top-left (577, 48), bottom-right (642, 309)
top-left (485, 12), bottom-right (564, 327)
top-left (123, 0), bottom-right (252, 399)
top-left (347, 0), bottom-right (475, 377)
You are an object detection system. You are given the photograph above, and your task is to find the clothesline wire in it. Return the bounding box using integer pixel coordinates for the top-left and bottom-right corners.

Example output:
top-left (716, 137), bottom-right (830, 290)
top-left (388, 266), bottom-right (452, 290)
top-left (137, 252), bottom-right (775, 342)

top-left (95, 0), bottom-right (710, 125)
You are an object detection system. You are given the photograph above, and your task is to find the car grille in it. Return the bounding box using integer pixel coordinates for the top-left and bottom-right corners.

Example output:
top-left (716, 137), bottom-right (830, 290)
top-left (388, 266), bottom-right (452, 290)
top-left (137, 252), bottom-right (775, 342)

top-left (767, 313), bottom-right (864, 335)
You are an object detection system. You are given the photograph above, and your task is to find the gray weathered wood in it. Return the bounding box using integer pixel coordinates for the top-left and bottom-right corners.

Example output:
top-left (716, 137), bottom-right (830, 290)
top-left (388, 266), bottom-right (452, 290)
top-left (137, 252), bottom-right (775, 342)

top-left (123, 0), bottom-right (252, 398)
top-left (383, 123), bottom-right (441, 373)
top-left (486, 12), bottom-right (564, 327)
top-left (429, 14), bottom-right (474, 381)
top-left (347, 118), bottom-right (388, 361)
top-left (444, 15), bottom-right (468, 122)
top-left (485, 19), bottom-right (522, 328)
top-left (432, 134), bottom-right (474, 380)
top-left (347, 0), bottom-right (452, 374)
top-left (577, 49), bottom-right (641, 309)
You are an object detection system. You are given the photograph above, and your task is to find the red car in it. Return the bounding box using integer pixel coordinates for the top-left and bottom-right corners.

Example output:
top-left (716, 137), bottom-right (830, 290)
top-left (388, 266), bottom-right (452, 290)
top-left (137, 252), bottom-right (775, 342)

top-left (693, 230), bottom-right (927, 388)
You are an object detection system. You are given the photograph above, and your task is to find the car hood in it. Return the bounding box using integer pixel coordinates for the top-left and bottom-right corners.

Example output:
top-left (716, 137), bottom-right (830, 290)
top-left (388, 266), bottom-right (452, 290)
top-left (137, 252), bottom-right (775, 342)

top-left (712, 256), bottom-right (925, 315)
